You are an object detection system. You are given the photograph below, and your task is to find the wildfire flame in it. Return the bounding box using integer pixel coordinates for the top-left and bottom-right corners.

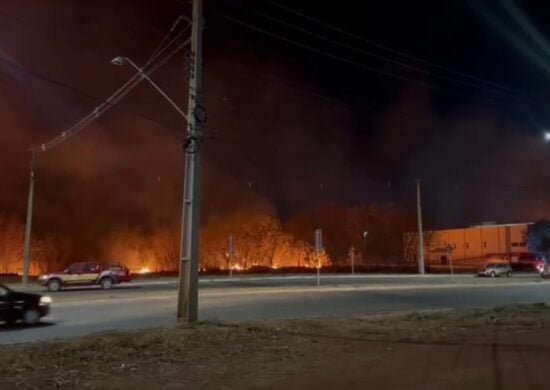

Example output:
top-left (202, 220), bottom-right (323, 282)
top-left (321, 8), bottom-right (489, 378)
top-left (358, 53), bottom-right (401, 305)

top-left (138, 267), bottom-right (151, 274)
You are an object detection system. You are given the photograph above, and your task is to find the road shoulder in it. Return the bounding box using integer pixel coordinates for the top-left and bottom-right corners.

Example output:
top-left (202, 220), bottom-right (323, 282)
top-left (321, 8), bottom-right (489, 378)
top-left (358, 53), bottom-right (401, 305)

top-left (2, 303), bottom-right (550, 389)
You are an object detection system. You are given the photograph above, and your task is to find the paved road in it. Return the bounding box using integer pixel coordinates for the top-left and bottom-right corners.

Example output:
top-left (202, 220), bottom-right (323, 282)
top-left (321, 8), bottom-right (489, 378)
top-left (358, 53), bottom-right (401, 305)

top-left (6, 273), bottom-right (540, 297)
top-left (2, 274), bottom-right (550, 344)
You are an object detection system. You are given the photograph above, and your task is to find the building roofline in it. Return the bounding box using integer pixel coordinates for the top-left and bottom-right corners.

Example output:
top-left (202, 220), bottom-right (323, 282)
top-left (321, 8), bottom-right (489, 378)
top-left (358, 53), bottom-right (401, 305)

top-left (404, 222), bottom-right (534, 236)
top-left (470, 222), bottom-right (533, 228)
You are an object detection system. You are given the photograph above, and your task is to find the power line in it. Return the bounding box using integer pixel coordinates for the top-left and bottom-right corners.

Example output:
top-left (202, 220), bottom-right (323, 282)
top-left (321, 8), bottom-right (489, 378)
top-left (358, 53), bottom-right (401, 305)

top-left (0, 7), bottom-right (177, 63)
top-left (230, 3), bottom-right (533, 103)
top-left (31, 22), bottom-right (192, 152)
top-left (217, 69), bottom-right (375, 111)
top-left (224, 16), bottom-right (508, 103)
top-left (0, 9), bottom-right (111, 62)
top-left (267, 0), bottom-right (524, 96)
top-left (0, 55), bottom-right (181, 133)
top-left (218, 58), bottom-right (381, 110)
top-left (0, 12), bottom-right (191, 135)
top-left (145, 15), bottom-right (191, 67)
top-left (35, 39), bottom-right (191, 152)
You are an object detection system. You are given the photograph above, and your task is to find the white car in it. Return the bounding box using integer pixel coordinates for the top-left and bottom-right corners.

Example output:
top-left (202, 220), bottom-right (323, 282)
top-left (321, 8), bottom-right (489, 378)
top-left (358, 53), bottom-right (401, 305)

top-left (478, 263), bottom-right (512, 277)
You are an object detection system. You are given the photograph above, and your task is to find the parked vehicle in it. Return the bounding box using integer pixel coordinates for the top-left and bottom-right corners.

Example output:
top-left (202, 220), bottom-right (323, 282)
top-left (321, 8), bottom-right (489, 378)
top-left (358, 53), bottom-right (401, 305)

top-left (106, 262), bottom-right (132, 283)
top-left (0, 284), bottom-right (51, 325)
top-left (478, 263), bottom-right (513, 277)
top-left (540, 262), bottom-right (550, 279)
top-left (37, 262), bottom-right (131, 292)
top-left (511, 253), bottom-right (546, 274)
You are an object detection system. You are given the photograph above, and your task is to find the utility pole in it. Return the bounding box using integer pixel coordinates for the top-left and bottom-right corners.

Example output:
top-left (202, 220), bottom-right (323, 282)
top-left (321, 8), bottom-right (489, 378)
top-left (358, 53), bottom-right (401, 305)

top-left (177, 0), bottom-right (203, 322)
top-left (22, 151), bottom-right (36, 286)
top-left (416, 179), bottom-right (425, 275)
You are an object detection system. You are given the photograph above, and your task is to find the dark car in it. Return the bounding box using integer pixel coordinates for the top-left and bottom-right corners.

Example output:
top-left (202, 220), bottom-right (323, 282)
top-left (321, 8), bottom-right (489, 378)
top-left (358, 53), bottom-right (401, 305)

top-left (0, 284), bottom-right (51, 325)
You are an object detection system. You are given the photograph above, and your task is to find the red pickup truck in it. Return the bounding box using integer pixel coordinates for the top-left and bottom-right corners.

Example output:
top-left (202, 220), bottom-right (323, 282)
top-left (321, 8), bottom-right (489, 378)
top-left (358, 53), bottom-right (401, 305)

top-left (37, 262), bottom-right (131, 292)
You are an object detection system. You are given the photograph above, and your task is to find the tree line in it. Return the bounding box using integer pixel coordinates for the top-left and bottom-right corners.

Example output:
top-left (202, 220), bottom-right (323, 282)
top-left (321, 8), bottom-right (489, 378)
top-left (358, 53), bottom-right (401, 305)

top-left (0, 200), bottom-right (420, 274)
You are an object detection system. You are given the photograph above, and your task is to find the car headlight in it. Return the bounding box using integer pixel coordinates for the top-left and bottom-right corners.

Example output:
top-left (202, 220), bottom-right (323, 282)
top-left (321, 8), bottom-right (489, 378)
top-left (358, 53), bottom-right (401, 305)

top-left (40, 296), bottom-right (52, 305)
top-left (39, 274), bottom-right (48, 280)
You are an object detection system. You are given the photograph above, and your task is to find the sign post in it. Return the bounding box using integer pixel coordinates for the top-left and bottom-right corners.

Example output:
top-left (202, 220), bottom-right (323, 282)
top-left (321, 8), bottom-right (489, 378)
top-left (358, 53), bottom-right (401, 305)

top-left (446, 244), bottom-right (454, 277)
top-left (362, 231), bottom-right (368, 267)
top-left (228, 234), bottom-right (235, 278)
top-left (315, 228), bottom-right (323, 286)
top-left (349, 245), bottom-right (355, 275)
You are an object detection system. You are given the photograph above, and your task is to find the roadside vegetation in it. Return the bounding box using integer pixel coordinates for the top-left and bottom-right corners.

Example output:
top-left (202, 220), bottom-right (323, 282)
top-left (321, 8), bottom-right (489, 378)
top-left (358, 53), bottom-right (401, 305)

top-left (2, 303), bottom-right (550, 389)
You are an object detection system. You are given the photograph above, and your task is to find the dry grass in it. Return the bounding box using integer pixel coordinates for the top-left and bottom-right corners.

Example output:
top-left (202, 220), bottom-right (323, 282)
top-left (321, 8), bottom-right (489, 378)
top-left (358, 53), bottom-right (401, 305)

top-left (270, 302), bottom-right (550, 342)
top-left (2, 303), bottom-right (550, 389)
top-left (0, 322), bottom-right (301, 389)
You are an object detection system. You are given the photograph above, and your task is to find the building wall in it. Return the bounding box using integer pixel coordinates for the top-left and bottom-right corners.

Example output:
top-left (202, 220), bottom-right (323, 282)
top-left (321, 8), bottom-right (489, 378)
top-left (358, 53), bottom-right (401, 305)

top-left (424, 223), bottom-right (530, 264)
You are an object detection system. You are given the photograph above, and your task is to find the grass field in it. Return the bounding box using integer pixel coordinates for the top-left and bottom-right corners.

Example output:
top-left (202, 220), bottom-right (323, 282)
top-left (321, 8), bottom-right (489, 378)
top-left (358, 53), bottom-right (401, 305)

top-left (3, 303), bottom-right (550, 389)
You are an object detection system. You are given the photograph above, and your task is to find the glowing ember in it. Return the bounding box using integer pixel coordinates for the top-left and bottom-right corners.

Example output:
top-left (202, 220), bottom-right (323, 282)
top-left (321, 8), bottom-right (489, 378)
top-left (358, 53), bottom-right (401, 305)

top-left (138, 267), bottom-right (151, 274)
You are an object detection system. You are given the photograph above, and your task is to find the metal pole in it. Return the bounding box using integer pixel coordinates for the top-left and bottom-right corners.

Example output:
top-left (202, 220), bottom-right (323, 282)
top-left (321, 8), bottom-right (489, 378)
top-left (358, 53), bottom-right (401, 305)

top-left (316, 254), bottom-right (320, 286)
top-left (124, 58), bottom-right (189, 122)
top-left (229, 234), bottom-right (234, 279)
top-left (177, 0), bottom-right (203, 322)
top-left (362, 230), bottom-right (368, 269)
top-left (416, 179), bottom-right (425, 275)
top-left (351, 245), bottom-right (355, 275)
top-left (315, 229), bottom-right (322, 287)
top-left (22, 151), bottom-right (36, 286)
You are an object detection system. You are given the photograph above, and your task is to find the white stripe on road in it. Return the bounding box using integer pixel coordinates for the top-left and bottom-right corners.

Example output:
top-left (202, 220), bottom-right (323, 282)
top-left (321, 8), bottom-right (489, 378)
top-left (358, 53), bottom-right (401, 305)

top-left (49, 280), bottom-right (548, 307)
top-left (7, 273), bottom-right (538, 290)
top-left (127, 274), bottom-right (480, 287)
top-left (128, 273), bottom-right (541, 286)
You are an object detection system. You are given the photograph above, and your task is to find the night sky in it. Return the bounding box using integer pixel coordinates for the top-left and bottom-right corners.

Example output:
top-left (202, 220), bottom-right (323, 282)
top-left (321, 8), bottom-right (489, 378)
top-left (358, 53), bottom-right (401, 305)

top-left (2, 0), bottom-right (550, 251)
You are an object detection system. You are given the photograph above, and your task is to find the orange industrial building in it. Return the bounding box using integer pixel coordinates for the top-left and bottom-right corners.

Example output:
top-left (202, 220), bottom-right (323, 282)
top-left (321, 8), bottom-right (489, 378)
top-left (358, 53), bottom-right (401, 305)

top-left (424, 222), bottom-right (532, 265)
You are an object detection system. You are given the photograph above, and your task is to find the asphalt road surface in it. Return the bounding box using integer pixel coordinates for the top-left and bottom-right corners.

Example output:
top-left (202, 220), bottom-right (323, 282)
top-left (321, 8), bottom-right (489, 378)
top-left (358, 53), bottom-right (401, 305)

top-left (2, 274), bottom-right (550, 344)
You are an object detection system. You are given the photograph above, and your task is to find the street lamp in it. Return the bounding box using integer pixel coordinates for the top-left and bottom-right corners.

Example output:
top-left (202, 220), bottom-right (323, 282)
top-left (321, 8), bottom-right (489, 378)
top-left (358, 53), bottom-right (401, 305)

top-left (20, 57), bottom-right (177, 287)
top-left (111, 0), bottom-right (203, 323)
top-left (19, 6), bottom-right (201, 289)
top-left (544, 131), bottom-right (550, 142)
top-left (111, 55), bottom-right (201, 322)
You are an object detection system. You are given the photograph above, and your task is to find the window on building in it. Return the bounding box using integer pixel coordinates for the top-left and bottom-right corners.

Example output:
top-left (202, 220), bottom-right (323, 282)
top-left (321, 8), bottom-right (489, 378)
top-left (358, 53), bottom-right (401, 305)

top-left (464, 243), bottom-right (469, 249)
top-left (483, 241), bottom-right (487, 248)
top-left (511, 242), bottom-right (519, 247)
top-left (519, 242), bottom-right (526, 247)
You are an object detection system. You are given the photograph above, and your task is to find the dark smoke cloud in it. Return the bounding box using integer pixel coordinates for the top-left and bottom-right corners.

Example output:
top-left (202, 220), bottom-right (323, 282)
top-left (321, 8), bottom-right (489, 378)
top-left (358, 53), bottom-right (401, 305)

top-left (1, 0), bottom-right (549, 259)
top-left (366, 86), bottom-right (550, 227)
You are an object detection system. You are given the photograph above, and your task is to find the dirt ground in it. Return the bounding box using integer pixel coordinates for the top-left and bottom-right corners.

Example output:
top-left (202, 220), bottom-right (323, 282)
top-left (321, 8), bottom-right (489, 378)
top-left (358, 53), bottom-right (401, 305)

top-left (3, 304), bottom-right (550, 389)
